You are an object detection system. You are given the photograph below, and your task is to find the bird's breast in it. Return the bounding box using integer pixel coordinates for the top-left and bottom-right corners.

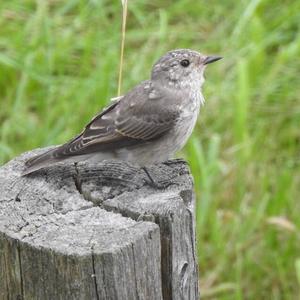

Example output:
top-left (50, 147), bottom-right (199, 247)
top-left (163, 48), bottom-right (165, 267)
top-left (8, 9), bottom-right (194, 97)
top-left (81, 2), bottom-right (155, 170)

top-left (164, 92), bottom-right (201, 154)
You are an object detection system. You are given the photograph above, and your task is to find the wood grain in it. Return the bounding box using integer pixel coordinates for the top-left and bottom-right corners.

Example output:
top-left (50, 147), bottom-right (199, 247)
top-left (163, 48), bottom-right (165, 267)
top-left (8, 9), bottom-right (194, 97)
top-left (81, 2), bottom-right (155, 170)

top-left (0, 148), bottom-right (198, 300)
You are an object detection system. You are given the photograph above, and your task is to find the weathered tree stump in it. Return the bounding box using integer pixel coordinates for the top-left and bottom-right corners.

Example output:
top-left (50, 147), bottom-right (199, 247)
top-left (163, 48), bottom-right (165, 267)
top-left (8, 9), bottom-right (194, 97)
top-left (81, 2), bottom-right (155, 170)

top-left (0, 147), bottom-right (199, 300)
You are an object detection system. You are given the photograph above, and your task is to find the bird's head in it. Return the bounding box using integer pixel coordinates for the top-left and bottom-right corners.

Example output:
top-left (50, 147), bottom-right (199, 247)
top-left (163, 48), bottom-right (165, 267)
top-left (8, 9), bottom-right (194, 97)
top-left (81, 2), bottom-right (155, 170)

top-left (151, 49), bottom-right (222, 89)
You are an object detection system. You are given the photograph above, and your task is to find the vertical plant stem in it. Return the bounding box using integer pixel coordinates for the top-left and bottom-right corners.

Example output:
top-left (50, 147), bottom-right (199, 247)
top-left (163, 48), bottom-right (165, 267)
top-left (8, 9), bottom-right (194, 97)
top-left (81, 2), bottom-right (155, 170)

top-left (118, 0), bottom-right (128, 96)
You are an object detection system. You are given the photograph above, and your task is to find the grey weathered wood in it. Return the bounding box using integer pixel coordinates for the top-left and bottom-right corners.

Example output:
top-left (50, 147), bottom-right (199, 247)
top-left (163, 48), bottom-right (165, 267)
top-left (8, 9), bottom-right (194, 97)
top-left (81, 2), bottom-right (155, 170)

top-left (0, 147), bottom-right (198, 300)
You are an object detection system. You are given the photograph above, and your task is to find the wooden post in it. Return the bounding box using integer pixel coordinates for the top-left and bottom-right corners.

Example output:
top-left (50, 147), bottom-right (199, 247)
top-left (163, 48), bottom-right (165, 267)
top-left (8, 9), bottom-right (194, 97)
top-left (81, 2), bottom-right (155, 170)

top-left (0, 148), bottom-right (199, 300)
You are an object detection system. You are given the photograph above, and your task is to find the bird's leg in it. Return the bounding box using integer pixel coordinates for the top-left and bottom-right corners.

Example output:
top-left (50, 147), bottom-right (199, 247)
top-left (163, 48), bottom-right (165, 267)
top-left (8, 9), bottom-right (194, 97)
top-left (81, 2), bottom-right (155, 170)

top-left (142, 166), bottom-right (165, 190)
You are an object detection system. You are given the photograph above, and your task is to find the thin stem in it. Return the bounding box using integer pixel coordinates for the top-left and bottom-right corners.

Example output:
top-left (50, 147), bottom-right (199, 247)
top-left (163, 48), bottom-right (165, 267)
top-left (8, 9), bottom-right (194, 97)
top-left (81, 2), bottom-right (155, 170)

top-left (118, 0), bottom-right (128, 96)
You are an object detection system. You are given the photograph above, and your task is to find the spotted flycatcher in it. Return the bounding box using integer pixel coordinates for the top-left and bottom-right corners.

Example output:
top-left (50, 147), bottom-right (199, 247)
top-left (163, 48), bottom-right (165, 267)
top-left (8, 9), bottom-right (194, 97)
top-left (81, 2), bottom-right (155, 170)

top-left (23, 49), bottom-right (221, 175)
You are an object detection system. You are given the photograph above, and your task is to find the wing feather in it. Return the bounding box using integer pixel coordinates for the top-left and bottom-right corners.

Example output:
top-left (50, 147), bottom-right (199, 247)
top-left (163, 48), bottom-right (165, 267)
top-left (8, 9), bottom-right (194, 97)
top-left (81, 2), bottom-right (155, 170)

top-left (50, 81), bottom-right (180, 158)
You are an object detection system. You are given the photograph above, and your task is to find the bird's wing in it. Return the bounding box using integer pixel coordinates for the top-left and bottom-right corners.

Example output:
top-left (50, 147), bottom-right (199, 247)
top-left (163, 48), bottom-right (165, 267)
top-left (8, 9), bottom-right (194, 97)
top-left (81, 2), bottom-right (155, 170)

top-left (49, 81), bottom-right (180, 158)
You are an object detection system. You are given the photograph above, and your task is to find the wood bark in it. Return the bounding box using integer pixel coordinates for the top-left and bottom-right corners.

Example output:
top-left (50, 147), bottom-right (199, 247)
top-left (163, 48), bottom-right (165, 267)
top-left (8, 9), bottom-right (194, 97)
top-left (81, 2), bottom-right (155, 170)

top-left (0, 148), bottom-right (198, 300)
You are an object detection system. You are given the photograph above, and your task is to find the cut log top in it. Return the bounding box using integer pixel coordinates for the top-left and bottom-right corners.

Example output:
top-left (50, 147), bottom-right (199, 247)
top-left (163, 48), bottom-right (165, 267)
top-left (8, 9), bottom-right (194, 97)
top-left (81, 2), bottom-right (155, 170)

top-left (0, 147), bottom-right (198, 300)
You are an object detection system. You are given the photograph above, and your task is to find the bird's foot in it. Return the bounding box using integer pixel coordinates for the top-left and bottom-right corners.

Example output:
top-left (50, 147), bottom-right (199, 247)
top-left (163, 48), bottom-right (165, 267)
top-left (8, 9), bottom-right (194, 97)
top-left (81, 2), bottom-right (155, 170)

top-left (142, 166), bottom-right (166, 190)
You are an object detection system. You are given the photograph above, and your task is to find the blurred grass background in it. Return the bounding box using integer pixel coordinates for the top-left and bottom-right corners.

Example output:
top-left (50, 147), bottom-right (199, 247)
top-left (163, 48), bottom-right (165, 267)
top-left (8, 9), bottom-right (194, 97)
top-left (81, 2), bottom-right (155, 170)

top-left (0, 0), bottom-right (299, 298)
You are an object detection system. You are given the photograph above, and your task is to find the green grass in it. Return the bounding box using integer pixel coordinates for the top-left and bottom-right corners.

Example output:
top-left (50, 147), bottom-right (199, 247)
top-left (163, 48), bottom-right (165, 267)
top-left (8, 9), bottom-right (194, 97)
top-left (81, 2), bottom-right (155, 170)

top-left (1, 0), bottom-right (300, 298)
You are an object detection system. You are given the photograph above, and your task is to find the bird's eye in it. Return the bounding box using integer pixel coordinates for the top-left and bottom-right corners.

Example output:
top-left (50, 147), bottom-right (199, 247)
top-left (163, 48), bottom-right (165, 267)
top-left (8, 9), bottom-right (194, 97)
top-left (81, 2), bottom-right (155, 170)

top-left (180, 59), bottom-right (190, 67)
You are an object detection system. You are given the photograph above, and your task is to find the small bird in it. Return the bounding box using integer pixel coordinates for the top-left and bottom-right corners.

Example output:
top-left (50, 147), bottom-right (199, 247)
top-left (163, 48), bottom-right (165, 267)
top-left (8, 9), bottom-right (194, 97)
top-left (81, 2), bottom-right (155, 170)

top-left (23, 49), bottom-right (221, 175)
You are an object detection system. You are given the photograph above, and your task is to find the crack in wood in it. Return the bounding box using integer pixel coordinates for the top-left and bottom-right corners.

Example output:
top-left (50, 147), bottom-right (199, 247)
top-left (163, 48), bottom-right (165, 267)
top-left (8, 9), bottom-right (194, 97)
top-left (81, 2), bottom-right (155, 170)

top-left (17, 243), bottom-right (24, 300)
top-left (131, 243), bottom-right (139, 300)
top-left (91, 246), bottom-right (100, 300)
top-left (73, 163), bottom-right (83, 195)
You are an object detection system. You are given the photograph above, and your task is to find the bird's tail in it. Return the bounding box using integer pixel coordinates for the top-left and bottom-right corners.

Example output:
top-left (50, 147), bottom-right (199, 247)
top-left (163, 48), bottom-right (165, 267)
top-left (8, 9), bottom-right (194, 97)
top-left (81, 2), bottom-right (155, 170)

top-left (22, 148), bottom-right (60, 176)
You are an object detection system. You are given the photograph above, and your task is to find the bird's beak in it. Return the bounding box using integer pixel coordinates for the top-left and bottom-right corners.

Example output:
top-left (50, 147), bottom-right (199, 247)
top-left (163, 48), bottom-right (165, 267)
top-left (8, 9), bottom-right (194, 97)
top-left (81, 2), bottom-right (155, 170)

top-left (203, 55), bottom-right (223, 65)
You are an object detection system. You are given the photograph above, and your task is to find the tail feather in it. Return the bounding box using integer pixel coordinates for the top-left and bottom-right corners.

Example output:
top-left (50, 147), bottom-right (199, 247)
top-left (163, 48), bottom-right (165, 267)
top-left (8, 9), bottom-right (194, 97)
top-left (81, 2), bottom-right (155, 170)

top-left (22, 148), bottom-right (59, 176)
top-left (22, 147), bottom-right (113, 176)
